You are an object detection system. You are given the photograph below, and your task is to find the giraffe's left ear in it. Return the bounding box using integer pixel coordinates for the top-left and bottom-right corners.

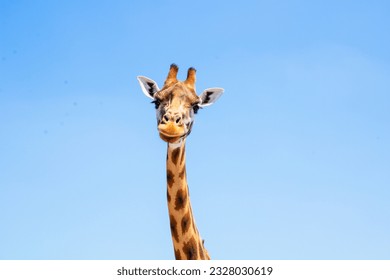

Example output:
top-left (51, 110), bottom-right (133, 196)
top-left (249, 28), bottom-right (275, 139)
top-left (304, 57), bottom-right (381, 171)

top-left (137, 76), bottom-right (160, 99)
top-left (198, 88), bottom-right (224, 107)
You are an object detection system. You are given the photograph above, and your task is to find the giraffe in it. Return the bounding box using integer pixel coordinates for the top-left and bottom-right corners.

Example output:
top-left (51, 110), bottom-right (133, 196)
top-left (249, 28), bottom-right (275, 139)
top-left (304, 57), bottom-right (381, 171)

top-left (137, 64), bottom-right (224, 260)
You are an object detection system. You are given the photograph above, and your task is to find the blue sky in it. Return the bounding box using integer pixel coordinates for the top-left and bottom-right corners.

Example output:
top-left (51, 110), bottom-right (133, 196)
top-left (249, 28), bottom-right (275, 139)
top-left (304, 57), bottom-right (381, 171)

top-left (1, 0), bottom-right (389, 260)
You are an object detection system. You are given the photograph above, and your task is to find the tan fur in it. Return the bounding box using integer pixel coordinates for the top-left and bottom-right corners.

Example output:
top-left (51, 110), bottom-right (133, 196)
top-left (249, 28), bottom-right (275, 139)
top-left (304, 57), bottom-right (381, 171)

top-left (141, 64), bottom-right (219, 260)
top-left (184, 68), bottom-right (196, 89)
top-left (166, 142), bottom-right (210, 260)
top-left (164, 64), bottom-right (179, 87)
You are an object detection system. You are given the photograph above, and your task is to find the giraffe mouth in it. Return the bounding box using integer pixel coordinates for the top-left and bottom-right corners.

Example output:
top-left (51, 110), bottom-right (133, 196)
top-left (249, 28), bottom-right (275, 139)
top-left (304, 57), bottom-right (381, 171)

top-left (158, 123), bottom-right (186, 143)
top-left (159, 133), bottom-right (183, 143)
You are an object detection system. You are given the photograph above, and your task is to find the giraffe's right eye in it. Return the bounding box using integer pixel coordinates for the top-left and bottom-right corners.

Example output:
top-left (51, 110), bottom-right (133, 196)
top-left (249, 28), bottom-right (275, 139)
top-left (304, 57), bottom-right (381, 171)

top-left (151, 99), bottom-right (161, 109)
top-left (192, 103), bottom-right (201, 114)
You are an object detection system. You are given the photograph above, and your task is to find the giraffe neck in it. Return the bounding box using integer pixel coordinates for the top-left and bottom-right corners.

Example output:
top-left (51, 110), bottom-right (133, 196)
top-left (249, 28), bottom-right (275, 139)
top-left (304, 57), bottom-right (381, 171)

top-left (166, 141), bottom-right (210, 260)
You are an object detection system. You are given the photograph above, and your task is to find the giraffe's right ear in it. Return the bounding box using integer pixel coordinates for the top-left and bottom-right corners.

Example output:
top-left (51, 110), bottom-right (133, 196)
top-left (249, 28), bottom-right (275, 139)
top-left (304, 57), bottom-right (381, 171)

top-left (137, 76), bottom-right (160, 99)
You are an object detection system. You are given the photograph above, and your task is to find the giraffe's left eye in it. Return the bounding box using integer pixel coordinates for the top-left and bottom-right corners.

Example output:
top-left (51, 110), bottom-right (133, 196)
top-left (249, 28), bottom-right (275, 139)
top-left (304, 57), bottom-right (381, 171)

top-left (151, 99), bottom-right (161, 109)
top-left (192, 103), bottom-right (200, 114)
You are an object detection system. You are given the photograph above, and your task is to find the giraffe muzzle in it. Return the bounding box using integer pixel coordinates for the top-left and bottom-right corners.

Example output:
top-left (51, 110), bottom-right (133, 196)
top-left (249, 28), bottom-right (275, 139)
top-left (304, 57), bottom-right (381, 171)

top-left (158, 122), bottom-right (185, 143)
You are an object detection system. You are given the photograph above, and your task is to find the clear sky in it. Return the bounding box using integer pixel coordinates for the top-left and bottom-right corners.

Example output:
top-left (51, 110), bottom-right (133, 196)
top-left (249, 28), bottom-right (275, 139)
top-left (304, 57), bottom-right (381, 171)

top-left (1, 0), bottom-right (389, 260)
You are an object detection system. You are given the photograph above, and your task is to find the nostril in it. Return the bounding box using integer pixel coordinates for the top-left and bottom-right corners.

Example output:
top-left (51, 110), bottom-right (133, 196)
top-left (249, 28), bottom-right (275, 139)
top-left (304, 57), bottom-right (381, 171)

top-left (164, 115), bottom-right (169, 122)
top-left (175, 117), bottom-right (181, 124)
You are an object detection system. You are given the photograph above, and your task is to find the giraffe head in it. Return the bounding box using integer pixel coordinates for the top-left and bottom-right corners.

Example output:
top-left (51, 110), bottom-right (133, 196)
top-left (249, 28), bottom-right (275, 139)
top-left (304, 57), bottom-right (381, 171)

top-left (137, 64), bottom-right (224, 143)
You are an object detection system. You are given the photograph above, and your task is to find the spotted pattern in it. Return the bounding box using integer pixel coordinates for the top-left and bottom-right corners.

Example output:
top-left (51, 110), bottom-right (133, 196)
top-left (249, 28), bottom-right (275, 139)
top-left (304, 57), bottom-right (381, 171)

top-left (167, 169), bottom-right (174, 188)
top-left (181, 211), bottom-right (192, 235)
top-left (182, 236), bottom-right (198, 260)
top-left (171, 147), bottom-right (181, 165)
top-left (174, 249), bottom-right (182, 260)
top-left (174, 189), bottom-right (187, 211)
top-left (169, 215), bottom-right (179, 242)
top-left (141, 65), bottom-right (219, 260)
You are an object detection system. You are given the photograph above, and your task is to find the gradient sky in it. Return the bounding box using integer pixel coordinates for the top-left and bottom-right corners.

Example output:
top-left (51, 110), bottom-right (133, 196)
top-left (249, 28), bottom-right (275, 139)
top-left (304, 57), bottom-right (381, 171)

top-left (1, 0), bottom-right (389, 260)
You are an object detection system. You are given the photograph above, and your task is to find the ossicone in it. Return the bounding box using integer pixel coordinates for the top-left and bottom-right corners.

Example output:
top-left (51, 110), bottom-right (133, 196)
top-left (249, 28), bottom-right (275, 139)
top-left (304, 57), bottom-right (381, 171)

top-left (184, 67), bottom-right (196, 89)
top-left (164, 63), bottom-right (179, 86)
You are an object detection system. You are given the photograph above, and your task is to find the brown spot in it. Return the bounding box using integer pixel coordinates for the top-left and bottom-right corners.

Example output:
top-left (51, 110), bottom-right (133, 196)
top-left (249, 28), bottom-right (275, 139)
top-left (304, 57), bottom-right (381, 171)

top-left (167, 190), bottom-right (171, 203)
top-left (174, 249), bottom-right (182, 260)
top-left (167, 169), bottom-right (174, 188)
top-left (171, 147), bottom-right (181, 165)
top-left (181, 211), bottom-right (192, 235)
top-left (174, 189), bottom-right (187, 210)
top-left (182, 237), bottom-right (198, 260)
top-left (169, 215), bottom-right (179, 242)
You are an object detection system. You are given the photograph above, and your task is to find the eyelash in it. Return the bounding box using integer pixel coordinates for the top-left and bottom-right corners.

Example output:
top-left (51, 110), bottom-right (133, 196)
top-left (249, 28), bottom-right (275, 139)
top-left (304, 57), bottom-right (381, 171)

top-left (193, 104), bottom-right (200, 114)
top-left (151, 99), bottom-right (161, 109)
